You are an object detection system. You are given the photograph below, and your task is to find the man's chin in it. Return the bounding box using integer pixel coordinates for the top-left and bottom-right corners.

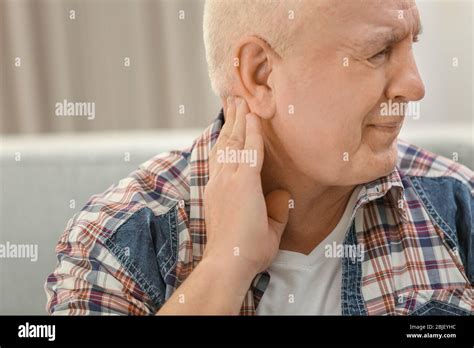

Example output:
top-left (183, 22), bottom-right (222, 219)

top-left (369, 140), bottom-right (399, 178)
top-left (310, 140), bottom-right (399, 186)
top-left (365, 125), bottom-right (402, 152)
top-left (348, 140), bottom-right (399, 185)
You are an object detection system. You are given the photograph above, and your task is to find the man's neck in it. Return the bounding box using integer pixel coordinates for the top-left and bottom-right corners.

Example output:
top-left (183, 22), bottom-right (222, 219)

top-left (261, 150), bottom-right (356, 256)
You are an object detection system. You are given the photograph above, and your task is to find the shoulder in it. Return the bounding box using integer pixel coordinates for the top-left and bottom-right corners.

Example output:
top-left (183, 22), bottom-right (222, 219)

top-left (64, 147), bottom-right (191, 244)
top-left (48, 148), bottom-right (193, 312)
top-left (397, 138), bottom-right (473, 194)
top-left (397, 140), bottom-right (473, 283)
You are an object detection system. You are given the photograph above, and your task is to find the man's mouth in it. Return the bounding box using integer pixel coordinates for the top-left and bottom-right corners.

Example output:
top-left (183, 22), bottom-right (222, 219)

top-left (367, 122), bottom-right (403, 132)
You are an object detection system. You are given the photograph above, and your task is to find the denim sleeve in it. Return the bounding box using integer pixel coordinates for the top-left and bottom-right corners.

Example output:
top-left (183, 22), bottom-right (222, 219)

top-left (412, 176), bottom-right (473, 284)
top-left (105, 206), bottom-right (178, 308)
top-left (45, 205), bottom-right (178, 315)
top-left (45, 218), bottom-right (158, 315)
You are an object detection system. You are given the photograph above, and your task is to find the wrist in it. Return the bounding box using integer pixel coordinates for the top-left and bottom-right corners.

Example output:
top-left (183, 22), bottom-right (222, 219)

top-left (199, 253), bottom-right (257, 296)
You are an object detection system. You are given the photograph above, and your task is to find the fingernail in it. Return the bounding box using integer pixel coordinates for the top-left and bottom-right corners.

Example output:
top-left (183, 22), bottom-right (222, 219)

top-left (227, 96), bottom-right (234, 105)
top-left (235, 97), bottom-right (242, 106)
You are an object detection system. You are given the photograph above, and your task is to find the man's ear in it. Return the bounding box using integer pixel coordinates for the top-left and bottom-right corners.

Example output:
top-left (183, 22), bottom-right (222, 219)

top-left (233, 36), bottom-right (278, 119)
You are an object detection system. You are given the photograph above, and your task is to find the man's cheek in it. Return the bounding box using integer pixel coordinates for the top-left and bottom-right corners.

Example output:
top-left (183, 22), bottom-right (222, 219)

top-left (331, 125), bottom-right (364, 162)
top-left (318, 138), bottom-right (357, 171)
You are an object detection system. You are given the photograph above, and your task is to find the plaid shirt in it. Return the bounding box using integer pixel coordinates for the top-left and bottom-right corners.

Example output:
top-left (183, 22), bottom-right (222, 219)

top-left (45, 110), bottom-right (473, 315)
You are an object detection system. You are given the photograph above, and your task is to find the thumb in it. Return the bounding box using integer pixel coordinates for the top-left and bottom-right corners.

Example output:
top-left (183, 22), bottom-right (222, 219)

top-left (265, 189), bottom-right (292, 239)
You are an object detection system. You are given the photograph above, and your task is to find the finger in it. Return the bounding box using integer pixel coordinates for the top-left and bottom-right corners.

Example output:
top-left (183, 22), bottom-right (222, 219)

top-left (241, 112), bottom-right (264, 173)
top-left (223, 98), bottom-right (249, 171)
top-left (210, 96), bottom-right (237, 178)
top-left (227, 98), bottom-right (249, 150)
top-left (216, 96), bottom-right (237, 150)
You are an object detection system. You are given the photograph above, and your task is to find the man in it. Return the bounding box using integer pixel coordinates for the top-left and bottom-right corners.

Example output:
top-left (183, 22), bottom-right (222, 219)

top-left (46, 0), bottom-right (473, 315)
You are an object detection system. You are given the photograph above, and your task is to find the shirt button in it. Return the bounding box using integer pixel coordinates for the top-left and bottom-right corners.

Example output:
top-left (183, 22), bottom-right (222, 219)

top-left (178, 200), bottom-right (185, 208)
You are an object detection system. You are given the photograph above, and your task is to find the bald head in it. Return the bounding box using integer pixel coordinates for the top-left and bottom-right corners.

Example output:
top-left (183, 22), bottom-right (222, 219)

top-left (203, 0), bottom-right (319, 97)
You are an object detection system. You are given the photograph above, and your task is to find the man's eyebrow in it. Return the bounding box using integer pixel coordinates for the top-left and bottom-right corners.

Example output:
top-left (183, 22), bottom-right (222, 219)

top-left (361, 23), bottom-right (423, 51)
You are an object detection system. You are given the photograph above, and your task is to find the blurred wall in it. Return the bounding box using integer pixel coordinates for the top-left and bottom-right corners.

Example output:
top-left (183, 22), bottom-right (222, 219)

top-left (0, 0), bottom-right (220, 134)
top-left (0, 0), bottom-right (472, 134)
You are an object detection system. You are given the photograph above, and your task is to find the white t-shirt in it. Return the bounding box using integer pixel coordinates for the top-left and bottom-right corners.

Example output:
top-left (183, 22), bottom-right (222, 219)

top-left (256, 185), bottom-right (362, 315)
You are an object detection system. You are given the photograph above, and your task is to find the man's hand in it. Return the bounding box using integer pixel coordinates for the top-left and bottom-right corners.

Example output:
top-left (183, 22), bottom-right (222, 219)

top-left (203, 97), bottom-right (291, 279)
top-left (157, 97), bottom-right (290, 315)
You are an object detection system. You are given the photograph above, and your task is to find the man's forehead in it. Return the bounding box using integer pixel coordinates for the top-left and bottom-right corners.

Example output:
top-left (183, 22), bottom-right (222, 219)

top-left (312, 0), bottom-right (421, 45)
top-left (320, 0), bottom-right (420, 24)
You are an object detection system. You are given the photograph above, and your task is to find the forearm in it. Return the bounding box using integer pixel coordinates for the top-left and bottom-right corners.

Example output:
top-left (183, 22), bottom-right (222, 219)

top-left (156, 256), bottom-right (255, 315)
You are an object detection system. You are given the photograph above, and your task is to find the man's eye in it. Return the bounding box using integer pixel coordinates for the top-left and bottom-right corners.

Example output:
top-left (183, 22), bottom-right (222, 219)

top-left (368, 48), bottom-right (390, 63)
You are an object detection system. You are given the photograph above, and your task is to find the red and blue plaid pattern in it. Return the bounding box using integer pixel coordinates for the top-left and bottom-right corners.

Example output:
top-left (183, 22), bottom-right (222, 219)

top-left (46, 113), bottom-right (473, 315)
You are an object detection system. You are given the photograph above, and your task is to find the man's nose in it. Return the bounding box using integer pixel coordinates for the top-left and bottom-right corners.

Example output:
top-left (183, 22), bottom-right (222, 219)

top-left (385, 49), bottom-right (425, 102)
